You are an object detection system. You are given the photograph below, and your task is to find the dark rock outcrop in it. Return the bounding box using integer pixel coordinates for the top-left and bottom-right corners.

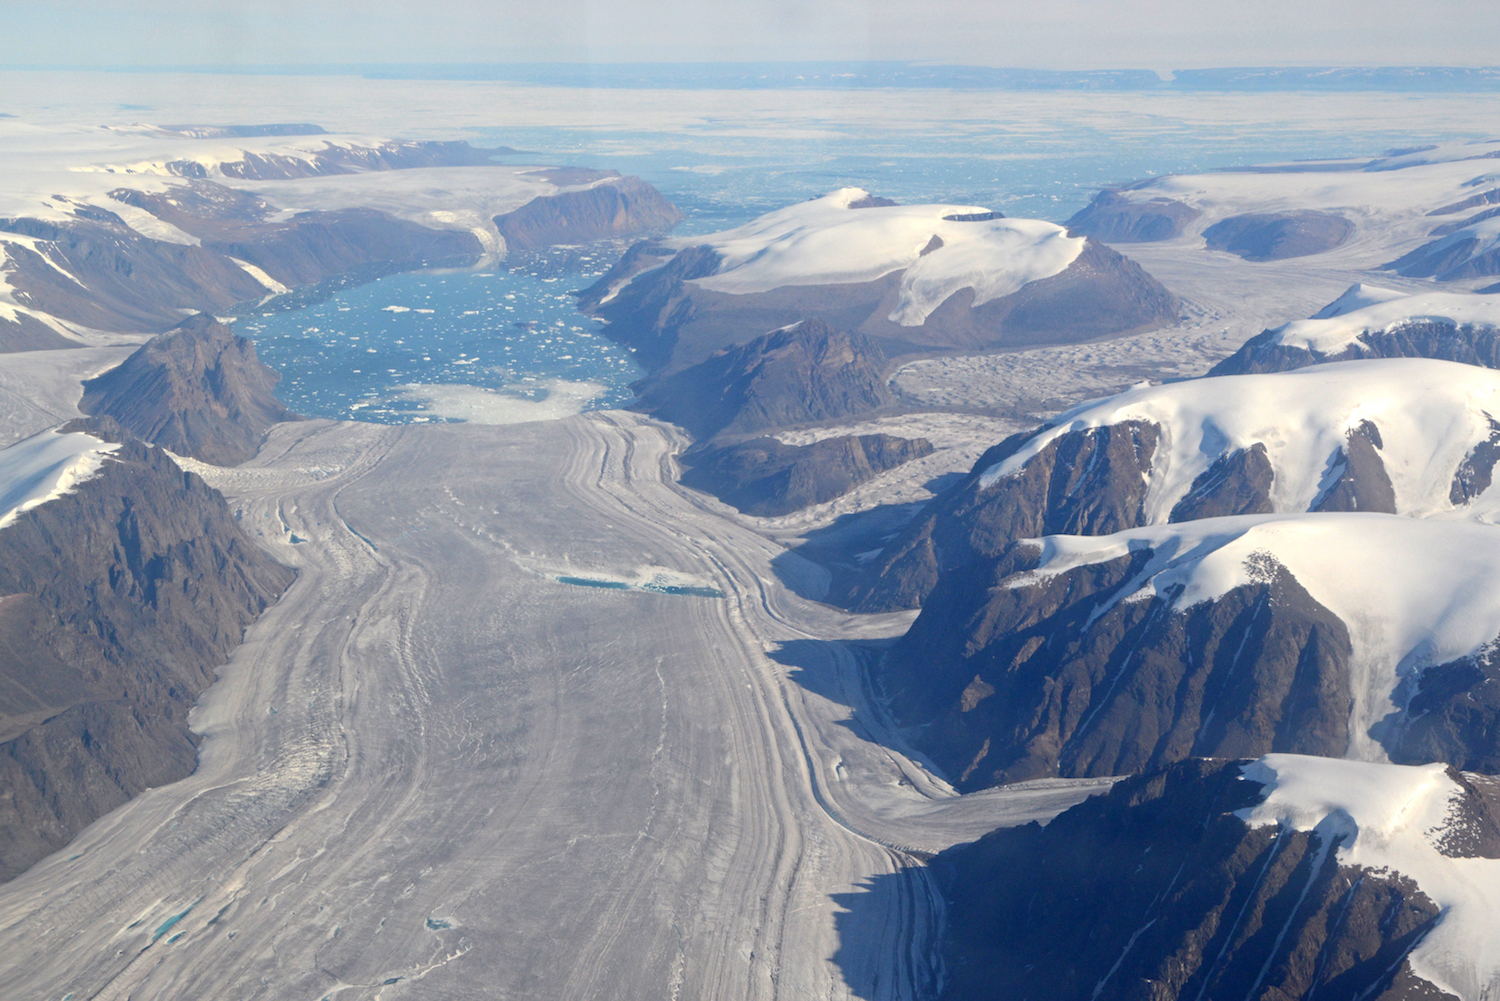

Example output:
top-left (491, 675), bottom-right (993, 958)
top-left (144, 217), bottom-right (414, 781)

top-left (1204, 211), bottom-right (1354, 261)
top-left (0, 432), bottom-right (294, 881)
top-left (1065, 189), bottom-right (1201, 242)
top-left (1388, 230), bottom-right (1500, 282)
top-left (679, 434), bottom-right (933, 516)
top-left (1209, 316), bottom-right (1500, 376)
top-left (0, 310), bottom-right (77, 353)
top-left (935, 759), bottom-right (1458, 1001)
top-left (582, 234), bottom-right (1179, 372)
top-left (494, 177), bottom-right (683, 252)
top-left (1381, 643), bottom-right (1500, 773)
top-left (1310, 420), bottom-right (1398, 514)
top-left (1428, 205), bottom-right (1500, 236)
top-left (1428, 187), bottom-right (1500, 216)
top-left (883, 542), bottom-right (1353, 787)
top-left (1, 188), bottom-right (484, 335)
top-left (842, 421), bottom-right (1158, 612)
top-left (630, 319), bottom-right (895, 441)
top-left (111, 183), bottom-right (483, 289)
top-left (0, 211), bottom-right (271, 334)
top-left (1168, 443), bottom-right (1276, 522)
top-left (80, 313), bottom-right (297, 466)
top-left (1450, 417), bottom-right (1500, 505)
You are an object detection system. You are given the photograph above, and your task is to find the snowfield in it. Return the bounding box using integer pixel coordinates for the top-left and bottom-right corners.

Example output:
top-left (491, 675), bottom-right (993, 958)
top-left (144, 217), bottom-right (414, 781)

top-left (1242, 754), bottom-right (1500, 1001)
top-left (0, 428), bottom-right (119, 529)
top-left (981, 357), bottom-right (1500, 520)
top-left (674, 187), bottom-right (1085, 326)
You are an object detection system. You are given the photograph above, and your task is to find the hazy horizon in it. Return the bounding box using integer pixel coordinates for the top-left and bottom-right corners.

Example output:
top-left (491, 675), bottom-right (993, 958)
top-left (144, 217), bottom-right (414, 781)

top-left (8, 1), bottom-right (1500, 74)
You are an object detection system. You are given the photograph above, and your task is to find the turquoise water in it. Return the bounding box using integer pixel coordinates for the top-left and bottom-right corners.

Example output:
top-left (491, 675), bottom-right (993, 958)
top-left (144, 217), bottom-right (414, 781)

top-left (241, 252), bottom-right (641, 424)
top-left (557, 576), bottom-right (724, 598)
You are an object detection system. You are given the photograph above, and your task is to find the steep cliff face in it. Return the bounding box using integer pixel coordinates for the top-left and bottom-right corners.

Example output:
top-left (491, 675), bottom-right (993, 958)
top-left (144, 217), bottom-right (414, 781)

top-left (80, 313), bottom-right (298, 466)
top-left (679, 434), bottom-right (933, 516)
top-left (846, 358), bottom-right (1494, 613)
top-left (0, 211), bottom-right (272, 334)
top-left (630, 318), bottom-right (895, 441)
top-left (494, 177), bottom-right (683, 252)
top-left (0, 308), bottom-right (79, 353)
top-left (844, 421), bottom-right (1158, 612)
top-left (935, 758), bottom-right (1475, 1001)
top-left (885, 541), bottom-right (1354, 787)
top-left (111, 183), bottom-right (484, 288)
top-left (1211, 319), bottom-right (1500, 376)
top-left (0, 431), bottom-right (294, 881)
top-left (0, 196), bottom-right (483, 336)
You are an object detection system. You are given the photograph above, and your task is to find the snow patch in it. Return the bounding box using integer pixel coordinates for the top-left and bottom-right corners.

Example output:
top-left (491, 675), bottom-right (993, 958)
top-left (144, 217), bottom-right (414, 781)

top-left (1309, 282), bottom-right (1409, 319)
top-left (0, 429), bottom-right (120, 530)
top-left (1240, 754), bottom-right (1500, 1000)
top-left (230, 258), bottom-right (288, 294)
top-left (672, 187), bottom-right (1084, 326)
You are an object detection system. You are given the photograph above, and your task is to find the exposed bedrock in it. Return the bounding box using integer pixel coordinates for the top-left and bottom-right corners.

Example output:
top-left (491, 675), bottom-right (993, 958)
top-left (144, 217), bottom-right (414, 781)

top-left (494, 177), bottom-right (683, 252)
top-left (2, 190), bottom-right (483, 334)
top-left (679, 434), bottom-right (934, 516)
top-left (932, 759), bottom-right (1465, 1001)
top-left (841, 421), bottom-right (1160, 612)
top-left (1388, 234), bottom-right (1500, 282)
top-left (111, 183), bottom-right (484, 288)
top-left (1428, 205), bottom-right (1500, 236)
top-left (1209, 318), bottom-right (1500, 375)
top-left (1379, 641), bottom-right (1500, 773)
top-left (629, 318), bottom-right (894, 441)
top-left (883, 542), bottom-right (1353, 788)
top-left (1310, 420), bottom-right (1398, 514)
top-left (1428, 187), bottom-right (1500, 216)
top-left (845, 409), bottom-right (1404, 613)
top-left (1167, 442), bottom-right (1276, 522)
top-left (0, 432), bottom-right (294, 881)
top-left (0, 211), bottom-right (270, 334)
top-left (80, 313), bottom-right (298, 466)
top-left (581, 237), bottom-right (1180, 372)
top-left (1203, 211), bottom-right (1355, 261)
top-left (1064, 189), bottom-right (1202, 242)
top-left (0, 311), bottom-right (76, 353)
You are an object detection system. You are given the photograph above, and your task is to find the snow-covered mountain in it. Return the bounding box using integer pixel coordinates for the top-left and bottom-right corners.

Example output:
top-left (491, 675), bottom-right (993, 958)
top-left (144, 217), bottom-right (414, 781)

top-left (580, 186), bottom-right (1180, 371)
top-left (1209, 286), bottom-right (1500, 374)
top-left (885, 511), bottom-right (1500, 788)
top-left (848, 355), bottom-right (1500, 611)
top-left (672, 187), bottom-right (1084, 326)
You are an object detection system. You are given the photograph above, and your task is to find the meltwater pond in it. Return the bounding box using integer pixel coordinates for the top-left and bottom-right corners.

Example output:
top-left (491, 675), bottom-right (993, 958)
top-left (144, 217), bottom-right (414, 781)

top-left (239, 256), bottom-right (642, 425)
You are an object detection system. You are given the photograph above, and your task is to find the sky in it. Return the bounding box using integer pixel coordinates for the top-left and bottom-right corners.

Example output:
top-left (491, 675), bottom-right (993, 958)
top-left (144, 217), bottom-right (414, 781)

top-left (5, 0), bottom-right (1500, 71)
